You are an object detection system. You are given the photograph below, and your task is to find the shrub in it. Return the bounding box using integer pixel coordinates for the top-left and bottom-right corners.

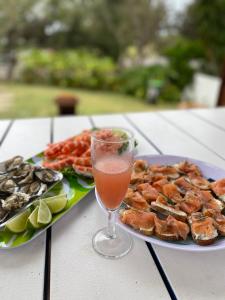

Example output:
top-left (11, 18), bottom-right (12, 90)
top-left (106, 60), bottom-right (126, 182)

top-left (159, 83), bottom-right (181, 103)
top-left (18, 49), bottom-right (116, 90)
top-left (114, 65), bottom-right (168, 99)
top-left (164, 37), bottom-right (205, 89)
top-left (17, 48), bottom-right (183, 103)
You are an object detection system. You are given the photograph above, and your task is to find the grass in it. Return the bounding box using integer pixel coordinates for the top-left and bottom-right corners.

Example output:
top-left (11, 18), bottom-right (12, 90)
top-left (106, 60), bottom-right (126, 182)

top-left (0, 82), bottom-right (176, 119)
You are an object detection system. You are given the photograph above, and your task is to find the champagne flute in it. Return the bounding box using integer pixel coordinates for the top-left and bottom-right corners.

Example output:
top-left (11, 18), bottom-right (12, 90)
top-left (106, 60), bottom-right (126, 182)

top-left (91, 127), bottom-right (134, 259)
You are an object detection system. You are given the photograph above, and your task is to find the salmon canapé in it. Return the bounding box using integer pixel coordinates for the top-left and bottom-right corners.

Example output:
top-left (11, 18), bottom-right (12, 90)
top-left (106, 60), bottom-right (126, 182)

top-left (188, 213), bottom-right (218, 245)
top-left (120, 209), bottom-right (155, 235)
top-left (136, 183), bottom-right (159, 203)
top-left (124, 190), bottom-right (150, 211)
top-left (154, 215), bottom-right (189, 241)
top-left (120, 159), bottom-right (225, 246)
top-left (211, 178), bottom-right (225, 200)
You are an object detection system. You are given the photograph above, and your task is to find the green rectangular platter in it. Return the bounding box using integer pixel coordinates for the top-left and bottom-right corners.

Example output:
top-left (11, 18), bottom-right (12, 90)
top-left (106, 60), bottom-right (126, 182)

top-left (0, 153), bottom-right (94, 249)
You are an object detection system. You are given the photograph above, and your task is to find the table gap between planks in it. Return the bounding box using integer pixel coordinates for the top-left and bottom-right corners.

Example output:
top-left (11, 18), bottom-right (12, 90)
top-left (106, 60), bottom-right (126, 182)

top-left (0, 109), bottom-right (225, 300)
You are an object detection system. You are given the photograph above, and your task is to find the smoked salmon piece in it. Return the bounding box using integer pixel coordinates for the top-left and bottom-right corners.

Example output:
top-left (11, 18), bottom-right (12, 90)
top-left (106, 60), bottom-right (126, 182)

top-left (151, 195), bottom-right (187, 222)
top-left (179, 191), bottom-right (202, 214)
top-left (133, 160), bottom-right (148, 173)
top-left (174, 177), bottom-right (197, 194)
top-left (162, 183), bottom-right (183, 203)
top-left (153, 178), bottom-right (169, 193)
top-left (211, 179), bottom-right (225, 200)
top-left (175, 160), bottom-right (202, 176)
top-left (130, 171), bottom-right (146, 184)
top-left (188, 213), bottom-right (218, 245)
top-left (149, 164), bottom-right (179, 179)
top-left (124, 191), bottom-right (150, 211)
top-left (120, 209), bottom-right (155, 235)
top-left (154, 215), bottom-right (189, 241)
top-left (137, 183), bottom-right (159, 203)
top-left (187, 173), bottom-right (210, 190)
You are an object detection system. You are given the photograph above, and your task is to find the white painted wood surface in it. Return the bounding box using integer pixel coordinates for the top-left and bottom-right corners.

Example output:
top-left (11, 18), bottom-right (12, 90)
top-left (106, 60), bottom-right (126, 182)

top-left (192, 107), bottom-right (225, 130)
top-left (53, 116), bottom-right (92, 141)
top-left (0, 118), bottom-right (51, 300)
top-left (0, 120), bottom-right (10, 142)
top-left (0, 118), bottom-right (51, 160)
top-left (2, 109), bottom-right (225, 300)
top-left (128, 111), bottom-right (225, 300)
top-left (159, 110), bottom-right (225, 160)
top-left (50, 115), bottom-right (170, 300)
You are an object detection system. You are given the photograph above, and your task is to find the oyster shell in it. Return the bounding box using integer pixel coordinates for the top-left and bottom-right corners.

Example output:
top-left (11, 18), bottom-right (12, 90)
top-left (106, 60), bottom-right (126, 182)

top-left (10, 163), bottom-right (33, 181)
top-left (18, 170), bottom-right (34, 185)
top-left (0, 174), bottom-right (9, 183)
top-left (0, 156), bottom-right (23, 174)
top-left (20, 181), bottom-right (47, 197)
top-left (35, 168), bottom-right (61, 183)
top-left (1, 192), bottom-right (30, 212)
top-left (0, 203), bottom-right (8, 222)
top-left (0, 178), bottom-right (18, 193)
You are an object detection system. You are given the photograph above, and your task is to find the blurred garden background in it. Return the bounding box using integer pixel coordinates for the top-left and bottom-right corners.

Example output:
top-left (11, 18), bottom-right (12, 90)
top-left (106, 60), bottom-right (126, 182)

top-left (0, 0), bottom-right (224, 118)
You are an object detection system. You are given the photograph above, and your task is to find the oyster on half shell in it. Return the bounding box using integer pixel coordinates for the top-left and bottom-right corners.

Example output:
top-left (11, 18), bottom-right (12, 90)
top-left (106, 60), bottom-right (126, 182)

top-left (18, 169), bottom-right (34, 185)
top-left (1, 192), bottom-right (30, 212)
top-left (10, 163), bottom-right (33, 181)
top-left (35, 168), bottom-right (61, 183)
top-left (0, 156), bottom-right (23, 174)
top-left (20, 181), bottom-right (47, 197)
top-left (0, 178), bottom-right (18, 193)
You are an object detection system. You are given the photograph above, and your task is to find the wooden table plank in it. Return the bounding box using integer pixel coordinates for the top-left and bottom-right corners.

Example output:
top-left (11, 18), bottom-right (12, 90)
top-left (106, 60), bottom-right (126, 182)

top-left (50, 115), bottom-right (170, 300)
top-left (159, 110), bottom-right (225, 160)
top-left (0, 120), bottom-right (11, 142)
top-left (0, 118), bottom-right (51, 300)
top-left (127, 112), bottom-right (225, 168)
top-left (128, 110), bottom-right (225, 300)
top-left (192, 107), bottom-right (225, 130)
top-left (0, 118), bottom-right (51, 159)
top-left (53, 116), bottom-right (92, 141)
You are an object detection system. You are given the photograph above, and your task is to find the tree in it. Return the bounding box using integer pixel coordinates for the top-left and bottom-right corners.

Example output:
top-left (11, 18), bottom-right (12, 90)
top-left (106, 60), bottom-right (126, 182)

top-left (0, 0), bottom-right (167, 60)
top-left (180, 0), bottom-right (225, 75)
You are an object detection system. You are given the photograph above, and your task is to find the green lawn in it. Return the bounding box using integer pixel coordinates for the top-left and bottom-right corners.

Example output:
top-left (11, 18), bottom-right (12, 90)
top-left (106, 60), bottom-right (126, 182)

top-left (0, 82), bottom-right (176, 119)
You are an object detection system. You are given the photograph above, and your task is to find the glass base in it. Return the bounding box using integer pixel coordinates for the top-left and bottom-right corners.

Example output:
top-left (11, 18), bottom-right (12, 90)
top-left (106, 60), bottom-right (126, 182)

top-left (92, 226), bottom-right (133, 259)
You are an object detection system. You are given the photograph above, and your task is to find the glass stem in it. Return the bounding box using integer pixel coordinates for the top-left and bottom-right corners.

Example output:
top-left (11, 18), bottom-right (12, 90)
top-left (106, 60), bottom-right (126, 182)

top-left (107, 210), bottom-right (116, 239)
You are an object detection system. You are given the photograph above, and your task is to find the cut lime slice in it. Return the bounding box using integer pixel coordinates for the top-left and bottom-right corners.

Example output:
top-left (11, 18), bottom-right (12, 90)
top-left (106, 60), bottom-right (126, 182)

top-left (44, 193), bottom-right (67, 214)
top-left (28, 206), bottom-right (42, 229)
top-left (37, 200), bottom-right (52, 225)
top-left (5, 209), bottom-right (30, 233)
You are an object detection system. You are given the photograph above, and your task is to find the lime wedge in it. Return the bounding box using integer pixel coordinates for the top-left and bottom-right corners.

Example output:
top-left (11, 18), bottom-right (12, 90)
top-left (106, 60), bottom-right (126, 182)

top-left (44, 194), bottom-right (67, 214)
top-left (28, 206), bottom-right (42, 229)
top-left (5, 209), bottom-right (30, 233)
top-left (37, 200), bottom-right (52, 225)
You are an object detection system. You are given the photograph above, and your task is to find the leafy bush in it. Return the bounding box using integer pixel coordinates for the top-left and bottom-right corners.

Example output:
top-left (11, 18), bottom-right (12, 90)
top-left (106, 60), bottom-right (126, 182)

top-left (17, 48), bottom-right (182, 103)
top-left (114, 65), bottom-right (168, 99)
top-left (159, 83), bottom-right (181, 103)
top-left (164, 37), bottom-right (205, 89)
top-left (18, 49), bottom-right (116, 90)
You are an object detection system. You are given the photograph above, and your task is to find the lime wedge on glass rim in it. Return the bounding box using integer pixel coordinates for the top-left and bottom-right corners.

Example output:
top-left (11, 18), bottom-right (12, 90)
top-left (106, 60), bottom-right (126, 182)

top-left (37, 200), bottom-right (52, 225)
top-left (28, 206), bottom-right (42, 229)
top-left (44, 193), bottom-right (67, 214)
top-left (5, 209), bottom-right (30, 233)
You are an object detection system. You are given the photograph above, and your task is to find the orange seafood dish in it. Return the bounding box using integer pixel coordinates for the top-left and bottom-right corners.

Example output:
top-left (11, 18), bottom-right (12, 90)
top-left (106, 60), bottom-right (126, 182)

top-left (120, 159), bottom-right (225, 246)
top-left (43, 129), bottom-right (126, 177)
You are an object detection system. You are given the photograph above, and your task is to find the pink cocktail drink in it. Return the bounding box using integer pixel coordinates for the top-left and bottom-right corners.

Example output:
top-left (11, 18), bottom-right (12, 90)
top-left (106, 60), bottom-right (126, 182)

top-left (91, 127), bottom-right (134, 259)
top-left (93, 156), bottom-right (131, 210)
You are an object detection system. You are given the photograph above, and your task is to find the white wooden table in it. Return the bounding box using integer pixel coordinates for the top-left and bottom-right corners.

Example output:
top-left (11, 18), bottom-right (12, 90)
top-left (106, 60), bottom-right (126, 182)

top-left (0, 108), bottom-right (225, 300)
